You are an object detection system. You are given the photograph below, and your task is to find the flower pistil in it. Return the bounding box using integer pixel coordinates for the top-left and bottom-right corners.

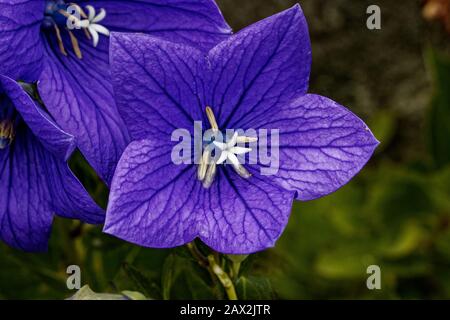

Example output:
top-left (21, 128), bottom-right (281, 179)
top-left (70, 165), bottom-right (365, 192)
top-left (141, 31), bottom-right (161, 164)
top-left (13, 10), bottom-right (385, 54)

top-left (43, 1), bottom-right (110, 59)
top-left (197, 107), bottom-right (257, 188)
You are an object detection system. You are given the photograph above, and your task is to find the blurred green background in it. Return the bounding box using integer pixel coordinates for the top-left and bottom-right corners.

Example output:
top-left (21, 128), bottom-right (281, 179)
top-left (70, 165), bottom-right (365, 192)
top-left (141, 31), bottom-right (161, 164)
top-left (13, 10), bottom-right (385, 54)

top-left (1, 0), bottom-right (450, 299)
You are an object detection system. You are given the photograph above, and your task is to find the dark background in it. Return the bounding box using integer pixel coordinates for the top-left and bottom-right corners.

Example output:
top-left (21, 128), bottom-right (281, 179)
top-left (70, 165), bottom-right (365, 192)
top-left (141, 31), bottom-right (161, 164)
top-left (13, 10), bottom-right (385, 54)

top-left (1, 0), bottom-right (449, 299)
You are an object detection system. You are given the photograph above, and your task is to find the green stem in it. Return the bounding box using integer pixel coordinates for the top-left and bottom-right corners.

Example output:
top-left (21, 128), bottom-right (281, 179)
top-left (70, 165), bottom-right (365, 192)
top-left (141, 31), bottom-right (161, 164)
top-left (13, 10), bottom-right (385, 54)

top-left (207, 255), bottom-right (238, 300)
top-left (226, 254), bottom-right (248, 280)
top-left (187, 242), bottom-right (208, 268)
top-left (230, 261), bottom-right (241, 280)
top-left (186, 242), bottom-right (223, 298)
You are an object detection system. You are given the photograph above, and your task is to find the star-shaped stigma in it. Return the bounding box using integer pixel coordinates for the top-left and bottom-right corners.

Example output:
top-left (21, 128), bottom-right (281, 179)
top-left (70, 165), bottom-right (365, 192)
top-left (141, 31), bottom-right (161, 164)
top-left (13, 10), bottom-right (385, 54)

top-left (73, 5), bottom-right (110, 48)
top-left (197, 106), bottom-right (257, 188)
top-left (214, 132), bottom-right (253, 175)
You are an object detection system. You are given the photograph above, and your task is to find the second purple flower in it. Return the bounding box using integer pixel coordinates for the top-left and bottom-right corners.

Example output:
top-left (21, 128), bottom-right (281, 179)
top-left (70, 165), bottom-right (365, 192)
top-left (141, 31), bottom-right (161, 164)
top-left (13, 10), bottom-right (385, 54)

top-left (0, 0), bottom-right (232, 184)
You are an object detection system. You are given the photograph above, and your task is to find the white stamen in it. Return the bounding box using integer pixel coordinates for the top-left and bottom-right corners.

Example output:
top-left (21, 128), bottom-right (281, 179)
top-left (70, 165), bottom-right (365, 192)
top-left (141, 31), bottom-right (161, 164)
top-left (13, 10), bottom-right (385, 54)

top-left (237, 136), bottom-right (258, 143)
top-left (198, 107), bottom-right (257, 188)
top-left (202, 162), bottom-right (217, 189)
top-left (198, 145), bottom-right (213, 181)
top-left (206, 106), bottom-right (219, 132)
top-left (232, 163), bottom-right (252, 179)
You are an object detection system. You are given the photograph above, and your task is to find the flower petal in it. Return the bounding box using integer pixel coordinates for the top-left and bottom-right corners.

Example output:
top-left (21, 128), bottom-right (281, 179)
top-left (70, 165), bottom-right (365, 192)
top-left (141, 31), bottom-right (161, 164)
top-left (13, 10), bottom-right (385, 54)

top-left (254, 94), bottom-right (379, 201)
top-left (104, 138), bottom-right (295, 253)
top-left (0, 77), bottom-right (104, 231)
top-left (0, 125), bottom-right (103, 252)
top-left (104, 139), bottom-right (199, 248)
top-left (205, 4), bottom-right (311, 129)
top-left (110, 32), bottom-right (204, 141)
top-left (0, 0), bottom-right (45, 81)
top-left (45, 158), bottom-right (105, 225)
top-left (76, 0), bottom-right (232, 50)
top-left (0, 75), bottom-right (75, 160)
top-left (38, 35), bottom-right (130, 184)
top-left (0, 131), bottom-right (53, 251)
top-left (198, 168), bottom-right (295, 254)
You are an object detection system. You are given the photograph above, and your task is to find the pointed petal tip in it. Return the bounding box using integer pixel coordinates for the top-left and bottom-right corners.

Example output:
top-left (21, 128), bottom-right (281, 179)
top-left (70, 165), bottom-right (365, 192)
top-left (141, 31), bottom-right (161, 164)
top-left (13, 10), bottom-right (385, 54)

top-left (286, 2), bottom-right (305, 18)
top-left (63, 138), bottom-right (77, 162)
top-left (363, 124), bottom-right (381, 151)
top-left (204, 0), bottom-right (233, 34)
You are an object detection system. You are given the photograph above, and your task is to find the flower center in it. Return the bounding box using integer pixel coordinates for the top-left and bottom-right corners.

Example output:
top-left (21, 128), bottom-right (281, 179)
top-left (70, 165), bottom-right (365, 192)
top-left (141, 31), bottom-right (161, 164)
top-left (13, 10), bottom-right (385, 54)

top-left (0, 120), bottom-right (14, 149)
top-left (197, 107), bottom-right (257, 188)
top-left (42, 1), bottom-right (110, 59)
top-left (0, 95), bottom-right (18, 150)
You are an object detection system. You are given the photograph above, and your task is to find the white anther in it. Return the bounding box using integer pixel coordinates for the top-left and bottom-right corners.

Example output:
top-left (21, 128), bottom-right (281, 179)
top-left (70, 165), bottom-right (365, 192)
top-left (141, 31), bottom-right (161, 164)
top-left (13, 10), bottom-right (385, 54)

top-left (202, 162), bottom-right (217, 189)
top-left (197, 144), bottom-right (213, 181)
top-left (232, 162), bottom-right (252, 179)
top-left (237, 136), bottom-right (258, 143)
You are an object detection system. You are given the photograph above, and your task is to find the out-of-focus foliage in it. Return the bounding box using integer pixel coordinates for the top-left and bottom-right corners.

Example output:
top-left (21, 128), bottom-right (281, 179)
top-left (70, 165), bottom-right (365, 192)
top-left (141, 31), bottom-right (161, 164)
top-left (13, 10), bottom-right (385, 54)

top-left (427, 49), bottom-right (450, 168)
top-left (0, 0), bottom-right (449, 299)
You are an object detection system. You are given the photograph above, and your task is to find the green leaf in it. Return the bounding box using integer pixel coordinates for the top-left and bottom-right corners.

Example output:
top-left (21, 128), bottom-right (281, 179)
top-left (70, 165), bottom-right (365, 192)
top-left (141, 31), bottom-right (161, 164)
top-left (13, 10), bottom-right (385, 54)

top-left (184, 268), bottom-right (217, 299)
top-left (315, 248), bottom-right (375, 280)
top-left (431, 166), bottom-right (450, 209)
top-left (435, 228), bottom-right (450, 263)
top-left (67, 285), bottom-right (127, 300)
top-left (121, 263), bottom-right (160, 299)
top-left (121, 290), bottom-right (148, 300)
top-left (236, 276), bottom-right (274, 300)
top-left (161, 254), bottom-right (181, 300)
top-left (161, 254), bottom-right (216, 299)
top-left (381, 222), bottom-right (425, 259)
top-left (368, 167), bottom-right (433, 225)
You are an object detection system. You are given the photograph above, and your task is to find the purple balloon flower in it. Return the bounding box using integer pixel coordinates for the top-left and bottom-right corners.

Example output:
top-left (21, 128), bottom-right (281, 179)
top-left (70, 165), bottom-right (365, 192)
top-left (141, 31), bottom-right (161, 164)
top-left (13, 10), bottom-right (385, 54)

top-left (0, 0), bottom-right (231, 184)
top-left (0, 75), bottom-right (103, 251)
top-left (105, 4), bottom-right (379, 254)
